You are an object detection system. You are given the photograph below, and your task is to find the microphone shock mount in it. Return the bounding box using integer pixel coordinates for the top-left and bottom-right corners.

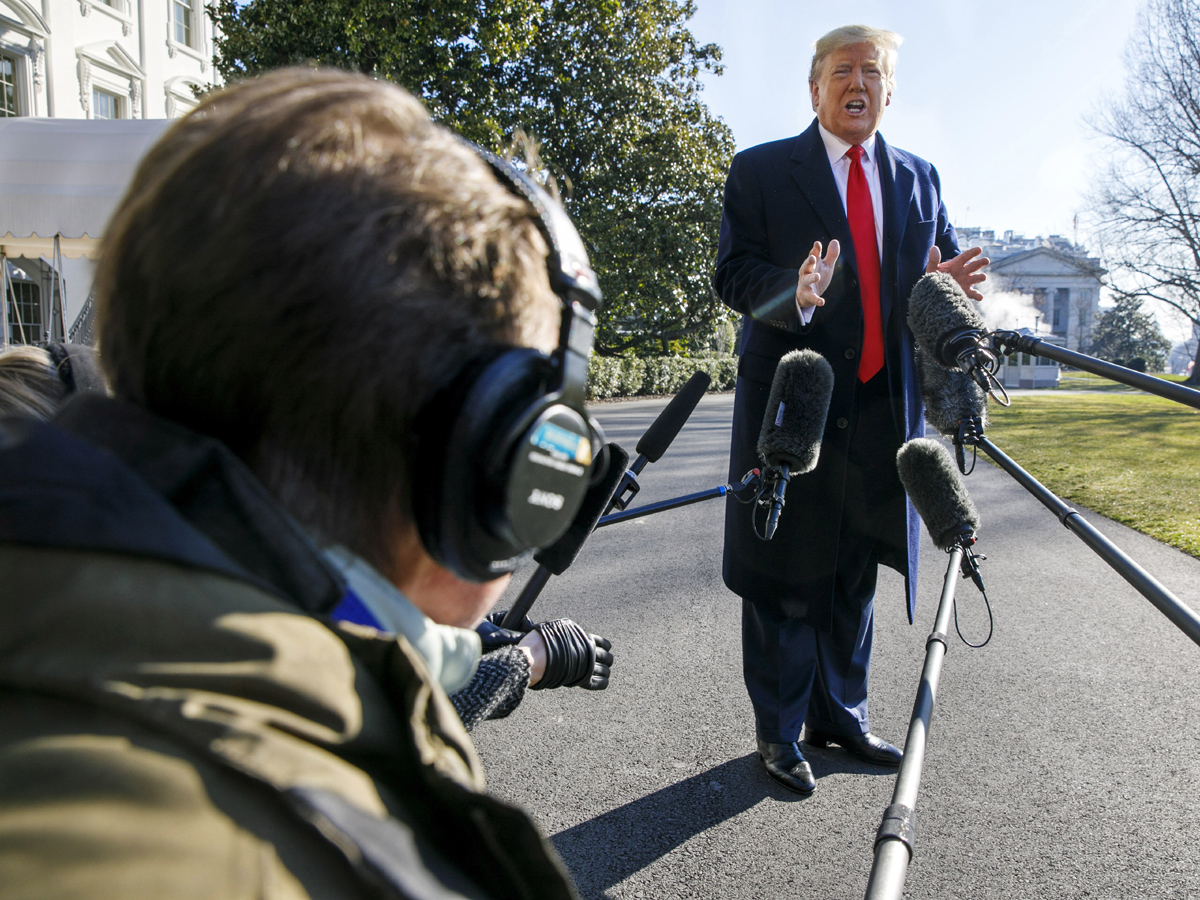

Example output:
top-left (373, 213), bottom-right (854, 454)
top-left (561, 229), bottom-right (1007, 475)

top-left (956, 336), bottom-right (1010, 407)
top-left (953, 415), bottom-right (985, 475)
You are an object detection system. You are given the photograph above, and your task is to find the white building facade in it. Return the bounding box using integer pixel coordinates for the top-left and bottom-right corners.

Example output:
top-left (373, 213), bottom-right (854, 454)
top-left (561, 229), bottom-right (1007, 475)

top-left (1, 0), bottom-right (217, 346)
top-left (957, 228), bottom-right (1104, 353)
top-left (1, 0), bottom-right (216, 121)
top-left (954, 228), bottom-right (1106, 389)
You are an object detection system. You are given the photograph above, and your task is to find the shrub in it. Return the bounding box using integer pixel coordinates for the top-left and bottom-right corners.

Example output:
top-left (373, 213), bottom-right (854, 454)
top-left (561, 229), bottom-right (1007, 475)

top-left (586, 354), bottom-right (737, 399)
top-left (618, 357), bottom-right (646, 395)
top-left (585, 357), bottom-right (624, 399)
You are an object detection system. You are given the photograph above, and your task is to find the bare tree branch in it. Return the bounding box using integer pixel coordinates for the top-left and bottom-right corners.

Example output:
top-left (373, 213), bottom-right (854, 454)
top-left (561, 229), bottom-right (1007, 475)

top-left (1086, 0), bottom-right (1200, 380)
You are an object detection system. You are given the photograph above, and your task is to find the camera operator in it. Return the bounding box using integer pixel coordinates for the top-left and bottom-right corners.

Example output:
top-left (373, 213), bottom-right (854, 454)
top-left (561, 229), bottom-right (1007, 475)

top-left (0, 68), bottom-right (607, 900)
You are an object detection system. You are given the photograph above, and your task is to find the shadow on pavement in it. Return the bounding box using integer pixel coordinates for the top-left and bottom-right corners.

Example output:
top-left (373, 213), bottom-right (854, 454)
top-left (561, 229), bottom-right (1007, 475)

top-left (551, 748), bottom-right (897, 896)
top-left (550, 753), bottom-right (799, 895)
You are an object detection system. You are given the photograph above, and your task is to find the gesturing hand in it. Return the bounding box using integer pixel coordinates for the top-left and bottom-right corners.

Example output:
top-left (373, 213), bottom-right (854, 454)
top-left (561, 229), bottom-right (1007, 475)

top-left (926, 245), bottom-right (989, 301)
top-left (796, 239), bottom-right (840, 310)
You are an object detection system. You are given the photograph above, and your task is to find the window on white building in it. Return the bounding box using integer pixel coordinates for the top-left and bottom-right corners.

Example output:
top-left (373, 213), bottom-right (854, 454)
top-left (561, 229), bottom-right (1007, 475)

top-left (92, 87), bottom-right (123, 119)
top-left (173, 0), bottom-right (196, 48)
top-left (1053, 287), bottom-right (1070, 334)
top-left (1, 54), bottom-right (20, 118)
top-left (6, 281), bottom-right (42, 345)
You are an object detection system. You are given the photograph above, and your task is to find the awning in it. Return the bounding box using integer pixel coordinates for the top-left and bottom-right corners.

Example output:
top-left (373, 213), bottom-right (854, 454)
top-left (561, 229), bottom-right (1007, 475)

top-left (0, 117), bottom-right (172, 260)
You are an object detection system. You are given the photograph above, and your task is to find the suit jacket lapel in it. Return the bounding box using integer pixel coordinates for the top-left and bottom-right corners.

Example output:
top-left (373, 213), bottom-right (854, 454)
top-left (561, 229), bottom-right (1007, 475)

top-left (875, 131), bottom-right (915, 331)
top-left (789, 120), bottom-right (853, 267)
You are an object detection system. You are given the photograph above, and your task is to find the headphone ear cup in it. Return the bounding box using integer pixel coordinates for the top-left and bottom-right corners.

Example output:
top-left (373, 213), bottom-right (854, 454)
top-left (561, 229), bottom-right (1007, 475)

top-left (412, 348), bottom-right (595, 582)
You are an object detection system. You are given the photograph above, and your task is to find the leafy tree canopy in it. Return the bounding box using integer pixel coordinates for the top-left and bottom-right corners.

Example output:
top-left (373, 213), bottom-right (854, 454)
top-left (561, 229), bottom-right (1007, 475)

top-left (211, 0), bottom-right (736, 356)
top-left (1088, 296), bottom-right (1172, 372)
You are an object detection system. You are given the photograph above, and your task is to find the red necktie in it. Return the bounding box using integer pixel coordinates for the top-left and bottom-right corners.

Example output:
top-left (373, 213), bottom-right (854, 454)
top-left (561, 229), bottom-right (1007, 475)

top-left (846, 144), bottom-right (884, 382)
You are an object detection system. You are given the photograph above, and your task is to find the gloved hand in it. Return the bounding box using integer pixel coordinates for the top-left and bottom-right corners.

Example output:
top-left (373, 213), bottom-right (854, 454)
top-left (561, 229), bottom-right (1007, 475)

top-left (485, 610), bottom-right (535, 634)
top-left (530, 618), bottom-right (613, 691)
top-left (476, 615), bottom-right (528, 651)
top-left (485, 611), bottom-right (613, 691)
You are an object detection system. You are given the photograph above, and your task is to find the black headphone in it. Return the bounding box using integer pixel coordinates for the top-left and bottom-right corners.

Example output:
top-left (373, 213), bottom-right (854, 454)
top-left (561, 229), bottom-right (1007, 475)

top-left (411, 144), bottom-right (605, 582)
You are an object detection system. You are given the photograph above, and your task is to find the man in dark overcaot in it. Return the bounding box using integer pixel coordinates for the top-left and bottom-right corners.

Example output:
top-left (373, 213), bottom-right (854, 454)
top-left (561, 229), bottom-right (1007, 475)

top-left (714, 24), bottom-right (988, 794)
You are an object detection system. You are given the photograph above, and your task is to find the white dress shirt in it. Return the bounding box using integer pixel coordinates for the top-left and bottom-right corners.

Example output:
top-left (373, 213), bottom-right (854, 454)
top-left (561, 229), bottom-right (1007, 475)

top-left (797, 125), bottom-right (885, 324)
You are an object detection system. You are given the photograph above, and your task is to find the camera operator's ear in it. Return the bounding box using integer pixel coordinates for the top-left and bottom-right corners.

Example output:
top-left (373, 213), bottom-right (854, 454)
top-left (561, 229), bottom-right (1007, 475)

top-left (46, 342), bottom-right (107, 396)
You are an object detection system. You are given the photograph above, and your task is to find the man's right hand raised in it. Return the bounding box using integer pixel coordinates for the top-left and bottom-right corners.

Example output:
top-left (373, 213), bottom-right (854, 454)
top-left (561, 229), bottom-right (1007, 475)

top-left (796, 239), bottom-right (840, 312)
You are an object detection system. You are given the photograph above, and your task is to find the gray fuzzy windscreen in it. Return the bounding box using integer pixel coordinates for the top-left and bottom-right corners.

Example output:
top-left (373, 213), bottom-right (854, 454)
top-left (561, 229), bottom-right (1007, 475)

top-left (756, 349), bottom-right (834, 473)
top-left (896, 438), bottom-right (980, 551)
top-left (916, 344), bottom-right (988, 436)
top-left (906, 272), bottom-right (986, 365)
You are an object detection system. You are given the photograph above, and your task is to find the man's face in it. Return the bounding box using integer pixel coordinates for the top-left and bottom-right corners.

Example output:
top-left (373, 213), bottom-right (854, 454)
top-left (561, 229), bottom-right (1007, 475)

top-left (809, 42), bottom-right (891, 145)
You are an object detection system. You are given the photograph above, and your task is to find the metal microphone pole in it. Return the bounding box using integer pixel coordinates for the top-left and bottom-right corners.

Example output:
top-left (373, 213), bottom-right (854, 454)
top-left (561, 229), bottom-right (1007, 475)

top-left (504, 479), bottom-right (736, 627)
top-left (597, 484), bottom-right (729, 527)
top-left (597, 470), bottom-right (763, 529)
top-left (969, 433), bottom-right (1200, 648)
top-left (502, 456), bottom-right (733, 628)
top-left (989, 331), bottom-right (1200, 411)
top-left (864, 541), bottom-right (966, 900)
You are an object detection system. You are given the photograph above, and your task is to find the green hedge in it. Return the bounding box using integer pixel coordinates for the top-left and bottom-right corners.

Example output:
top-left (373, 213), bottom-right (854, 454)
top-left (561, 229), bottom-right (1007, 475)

top-left (586, 355), bottom-right (737, 400)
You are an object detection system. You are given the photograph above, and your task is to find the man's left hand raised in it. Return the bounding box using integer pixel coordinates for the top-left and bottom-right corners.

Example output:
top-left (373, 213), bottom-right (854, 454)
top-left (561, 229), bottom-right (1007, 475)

top-left (926, 245), bottom-right (989, 301)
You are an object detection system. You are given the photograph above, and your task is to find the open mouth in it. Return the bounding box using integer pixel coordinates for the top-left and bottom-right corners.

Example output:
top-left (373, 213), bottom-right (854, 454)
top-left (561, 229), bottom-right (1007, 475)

top-left (845, 100), bottom-right (866, 113)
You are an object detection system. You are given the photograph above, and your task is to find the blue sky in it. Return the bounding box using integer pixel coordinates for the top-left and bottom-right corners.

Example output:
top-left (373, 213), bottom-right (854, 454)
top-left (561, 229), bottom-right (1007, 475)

top-left (688, 0), bottom-right (1143, 247)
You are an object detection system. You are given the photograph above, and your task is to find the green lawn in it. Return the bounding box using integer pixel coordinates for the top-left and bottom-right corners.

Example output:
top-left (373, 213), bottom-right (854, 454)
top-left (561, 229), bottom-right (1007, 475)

top-left (982, 392), bottom-right (1200, 559)
top-left (1055, 370), bottom-right (1190, 391)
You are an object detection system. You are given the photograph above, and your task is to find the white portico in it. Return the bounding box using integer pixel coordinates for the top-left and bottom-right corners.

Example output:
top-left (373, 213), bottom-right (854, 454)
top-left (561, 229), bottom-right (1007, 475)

top-left (957, 228), bottom-right (1104, 354)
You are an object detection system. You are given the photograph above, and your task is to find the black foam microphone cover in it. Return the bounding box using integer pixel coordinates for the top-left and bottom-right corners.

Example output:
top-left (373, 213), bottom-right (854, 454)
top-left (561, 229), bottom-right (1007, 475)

top-left (907, 272), bottom-right (987, 368)
top-left (533, 442), bottom-right (630, 575)
top-left (916, 345), bottom-right (989, 437)
top-left (756, 349), bottom-right (834, 473)
top-left (896, 438), bottom-right (981, 551)
top-left (636, 370), bottom-right (710, 462)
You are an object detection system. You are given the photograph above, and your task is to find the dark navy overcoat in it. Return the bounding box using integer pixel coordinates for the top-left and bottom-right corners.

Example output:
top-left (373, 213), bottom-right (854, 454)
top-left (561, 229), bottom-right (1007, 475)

top-left (713, 118), bottom-right (960, 628)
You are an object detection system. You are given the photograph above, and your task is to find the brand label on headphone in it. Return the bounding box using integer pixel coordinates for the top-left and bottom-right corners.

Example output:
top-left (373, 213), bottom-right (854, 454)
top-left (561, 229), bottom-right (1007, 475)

top-left (530, 421), bottom-right (593, 467)
top-left (527, 488), bottom-right (566, 510)
top-left (528, 451), bottom-right (585, 477)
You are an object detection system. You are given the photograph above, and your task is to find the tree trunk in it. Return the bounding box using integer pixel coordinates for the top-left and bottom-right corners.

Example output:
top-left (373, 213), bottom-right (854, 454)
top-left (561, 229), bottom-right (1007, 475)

top-left (1185, 339), bottom-right (1200, 385)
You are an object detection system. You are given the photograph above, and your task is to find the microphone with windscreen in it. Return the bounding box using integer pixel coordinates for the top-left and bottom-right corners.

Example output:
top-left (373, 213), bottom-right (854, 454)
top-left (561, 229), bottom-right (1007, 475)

top-left (755, 349), bottom-right (834, 540)
top-left (896, 437), bottom-right (985, 592)
top-left (897, 438), bottom-right (979, 551)
top-left (907, 273), bottom-right (1007, 403)
top-left (916, 345), bottom-right (988, 439)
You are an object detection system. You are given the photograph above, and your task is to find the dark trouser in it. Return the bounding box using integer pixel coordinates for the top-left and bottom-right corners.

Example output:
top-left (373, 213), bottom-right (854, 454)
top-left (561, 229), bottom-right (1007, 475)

top-left (741, 368), bottom-right (904, 744)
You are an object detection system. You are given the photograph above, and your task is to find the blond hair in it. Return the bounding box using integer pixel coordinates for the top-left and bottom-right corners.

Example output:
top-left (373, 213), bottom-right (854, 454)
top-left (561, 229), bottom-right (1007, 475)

top-left (0, 346), bottom-right (66, 421)
top-left (810, 25), bottom-right (903, 92)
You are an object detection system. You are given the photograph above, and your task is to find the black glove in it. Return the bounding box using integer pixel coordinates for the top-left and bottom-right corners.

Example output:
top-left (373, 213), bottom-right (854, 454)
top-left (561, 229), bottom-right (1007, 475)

top-left (475, 618), bottom-right (527, 651)
top-left (486, 610), bottom-right (535, 634)
top-left (530, 618), bottom-right (613, 691)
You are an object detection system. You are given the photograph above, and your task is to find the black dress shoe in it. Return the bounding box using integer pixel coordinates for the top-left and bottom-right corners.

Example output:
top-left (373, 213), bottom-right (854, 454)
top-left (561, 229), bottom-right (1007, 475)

top-left (804, 728), bottom-right (902, 767)
top-left (756, 739), bottom-right (816, 794)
